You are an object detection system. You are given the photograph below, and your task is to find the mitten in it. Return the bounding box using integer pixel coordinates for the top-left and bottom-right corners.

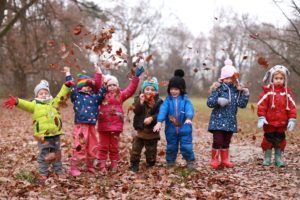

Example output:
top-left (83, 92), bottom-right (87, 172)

top-left (257, 116), bottom-right (268, 128)
top-left (64, 80), bottom-right (75, 87)
top-left (135, 66), bottom-right (145, 77)
top-left (217, 97), bottom-right (229, 107)
top-left (4, 96), bottom-right (18, 109)
top-left (287, 118), bottom-right (296, 131)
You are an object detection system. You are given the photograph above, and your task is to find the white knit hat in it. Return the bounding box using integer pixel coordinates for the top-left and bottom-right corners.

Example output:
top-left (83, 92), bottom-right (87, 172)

top-left (105, 74), bottom-right (119, 87)
top-left (263, 65), bottom-right (290, 110)
top-left (34, 80), bottom-right (50, 97)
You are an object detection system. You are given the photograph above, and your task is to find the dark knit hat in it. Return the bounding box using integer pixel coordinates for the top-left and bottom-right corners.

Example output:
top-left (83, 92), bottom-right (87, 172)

top-left (167, 69), bottom-right (186, 95)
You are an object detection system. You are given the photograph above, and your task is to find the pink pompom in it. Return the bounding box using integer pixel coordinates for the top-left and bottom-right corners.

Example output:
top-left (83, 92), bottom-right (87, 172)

top-left (224, 59), bottom-right (233, 66)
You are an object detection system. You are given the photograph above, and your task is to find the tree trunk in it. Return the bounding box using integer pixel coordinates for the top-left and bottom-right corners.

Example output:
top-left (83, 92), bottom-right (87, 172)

top-left (14, 68), bottom-right (27, 98)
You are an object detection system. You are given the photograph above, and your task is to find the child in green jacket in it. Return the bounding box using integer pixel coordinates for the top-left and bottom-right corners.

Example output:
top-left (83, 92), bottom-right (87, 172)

top-left (4, 79), bottom-right (72, 180)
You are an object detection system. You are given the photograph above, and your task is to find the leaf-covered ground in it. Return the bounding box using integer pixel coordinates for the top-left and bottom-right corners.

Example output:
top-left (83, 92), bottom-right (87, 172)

top-left (0, 101), bottom-right (299, 199)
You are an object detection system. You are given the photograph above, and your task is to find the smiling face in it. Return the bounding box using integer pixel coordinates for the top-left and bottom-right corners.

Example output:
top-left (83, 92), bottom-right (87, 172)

top-left (80, 86), bottom-right (92, 93)
top-left (143, 86), bottom-right (156, 98)
top-left (37, 89), bottom-right (50, 99)
top-left (272, 72), bottom-right (285, 86)
top-left (107, 83), bottom-right (118, 93)
top-left (170, 87), bottom-right (180, 97)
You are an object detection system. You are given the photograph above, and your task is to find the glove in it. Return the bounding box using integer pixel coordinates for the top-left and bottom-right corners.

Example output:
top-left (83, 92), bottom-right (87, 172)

top-left (257, 116), bottom-right (268, 128)
top-left (242, 88), bottom-right (250, 96)
top-left (4, 96), bottom-right (17, 109)
top-left (217, 97), bottom-right (229, 107)
top-left (64, 80), bottom-right (75, 87)
top-left (135, 66), bottom-right (145, 77)
top-left (287, 118), bottom-right (296, 131)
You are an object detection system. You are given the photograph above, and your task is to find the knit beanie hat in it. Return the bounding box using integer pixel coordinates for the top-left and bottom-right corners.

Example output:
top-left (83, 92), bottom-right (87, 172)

top-left (263, 65), bottom-right (290, 110)
top-left (167, 69), bottom-right (186, 95)
top-left (142, 77), bottom-right (159, 92)
top-left (34, 80), bottom-right (50, 97)
top-left (105, 74), bottom-right (119, 87)
top-left (77, 74), bottom-right (93, 89)
top-left (218, 59), bottom-right (238, 81)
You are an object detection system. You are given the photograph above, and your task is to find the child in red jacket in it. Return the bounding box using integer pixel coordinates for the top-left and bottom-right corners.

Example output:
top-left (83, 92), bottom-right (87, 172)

top-left (257, 65), bottom-right (297, 167)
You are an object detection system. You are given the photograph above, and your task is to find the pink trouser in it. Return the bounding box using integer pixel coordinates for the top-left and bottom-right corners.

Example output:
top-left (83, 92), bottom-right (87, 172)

top-left (70, 124), bottom-right (98, 168)
top-left (97, 131), bottom-right (121, 161)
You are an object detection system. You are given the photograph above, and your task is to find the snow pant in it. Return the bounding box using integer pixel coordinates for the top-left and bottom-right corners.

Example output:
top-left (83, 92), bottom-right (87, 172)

top-left (37, 135), bottom-right (62, 176)
top-left (211, 131), bottom-right (233, 149)
top-left (130, 137), bottom-right (159, 164)
top-left (165, 131), bottom-right (195, 162)
top-left (70, 124), bottom-right (98, 168)
top-left (261, 132), bottom-right (286, 151)
top-left (97, 131), bottom-right (121, 161)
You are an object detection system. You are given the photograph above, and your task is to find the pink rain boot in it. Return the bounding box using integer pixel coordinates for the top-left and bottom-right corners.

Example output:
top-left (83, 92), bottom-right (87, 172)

top-left (97, 160), bottom-right (107, 173)
top-left (110, 160), bottom-right (118, 172)
top-left (69, 166), bottom-right (81, 176)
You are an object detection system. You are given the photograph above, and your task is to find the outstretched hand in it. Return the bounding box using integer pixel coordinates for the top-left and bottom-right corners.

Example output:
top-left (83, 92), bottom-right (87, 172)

top-left (4, 96), bottom-right (17, 109)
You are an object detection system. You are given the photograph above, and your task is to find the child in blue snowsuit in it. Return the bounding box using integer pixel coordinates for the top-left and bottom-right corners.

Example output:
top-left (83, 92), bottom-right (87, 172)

top-left (153, 69), bottom-right (195, 169)
top-left (207, 59), bottom-right (249, 169)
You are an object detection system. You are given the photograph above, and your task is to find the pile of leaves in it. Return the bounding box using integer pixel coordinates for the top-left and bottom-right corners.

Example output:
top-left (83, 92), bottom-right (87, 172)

top-left (0, 101), bottom-right (299, 199)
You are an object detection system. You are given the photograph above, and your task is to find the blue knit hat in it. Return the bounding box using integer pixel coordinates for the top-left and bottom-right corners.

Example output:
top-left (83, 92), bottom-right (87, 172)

top-left (142, 77), bottom-right (159, 92)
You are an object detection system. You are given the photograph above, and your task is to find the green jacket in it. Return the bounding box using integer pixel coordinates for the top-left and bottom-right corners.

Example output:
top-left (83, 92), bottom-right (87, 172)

top-left (16, 85), bottom-right (70, 137)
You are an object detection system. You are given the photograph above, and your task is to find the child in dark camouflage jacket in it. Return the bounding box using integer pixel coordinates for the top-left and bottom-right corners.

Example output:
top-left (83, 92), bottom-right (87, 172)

top-left (129, 77), bottom-right (163, 172)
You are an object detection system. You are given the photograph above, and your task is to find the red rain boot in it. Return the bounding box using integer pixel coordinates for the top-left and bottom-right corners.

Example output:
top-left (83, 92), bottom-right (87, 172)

top-left (220, 149), bottom-right (235, 168)
top-left (110, 160), bottom-right (118, 172)
top-left (210, 149), bottom-right (220, 169)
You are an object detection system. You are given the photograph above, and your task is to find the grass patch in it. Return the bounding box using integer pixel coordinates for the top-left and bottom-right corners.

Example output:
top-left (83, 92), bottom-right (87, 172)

top-left (174, 166), bottom-right (193, 178)
top-left (15, 169), bottom-right (38, 184)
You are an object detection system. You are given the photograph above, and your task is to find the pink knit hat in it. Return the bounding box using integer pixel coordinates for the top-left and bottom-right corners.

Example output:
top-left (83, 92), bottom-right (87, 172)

top-left (218, 59), bottom-right (238, 81)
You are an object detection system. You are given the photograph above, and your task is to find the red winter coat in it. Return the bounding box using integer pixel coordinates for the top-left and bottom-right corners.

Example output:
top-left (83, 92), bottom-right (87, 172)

top-left (257, 85), bottom-right (297, 132)
top-left (97, 76), bottom-right (139, 132)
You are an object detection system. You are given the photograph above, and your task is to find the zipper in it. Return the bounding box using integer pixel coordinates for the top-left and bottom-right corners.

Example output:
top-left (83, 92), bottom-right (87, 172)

top-left (175, 97), bottom-right (178, 134)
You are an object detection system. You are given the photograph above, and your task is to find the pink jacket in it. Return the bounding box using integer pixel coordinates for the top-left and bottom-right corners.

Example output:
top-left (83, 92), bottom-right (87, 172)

top-left (97, 76), bottom-right (140, 132)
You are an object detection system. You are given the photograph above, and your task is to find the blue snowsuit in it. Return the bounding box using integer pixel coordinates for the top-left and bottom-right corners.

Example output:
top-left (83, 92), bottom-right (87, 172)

top-left (207, 83), bottom-right (249, 133)
top-left (157, 94), bottom-right (195, 162)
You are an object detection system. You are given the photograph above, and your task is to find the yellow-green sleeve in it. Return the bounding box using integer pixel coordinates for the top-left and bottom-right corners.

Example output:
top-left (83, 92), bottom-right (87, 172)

top-left (52, 84), bottom-right (70, 107)
top-left (17, 98), bottom-right (35, 113)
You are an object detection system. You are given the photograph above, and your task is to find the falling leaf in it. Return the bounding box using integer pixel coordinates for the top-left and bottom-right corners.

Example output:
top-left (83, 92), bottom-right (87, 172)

top-left (203, 67), bottom-right (210, 71)
top-left (193, 68), bottom-right (199, 73)
top-left (252, 135), bottom-right (256, 141)
top-left (159, 81), bottom-right (168, 87)
top-left (186, 45), bottom-right (192, 49)
top-left (214, 17), bottom-right (218, 20)
top-left (243, 55), bottom-right (248, 60)
top-left (251, 104), bottom-right (255, 113)
top-left (47, 40), bottom-right (55, 47)
top-left (146, 54), bottom-right (153, 62)
top-left (249, 33), bottom-right (259, 39)
top-left (257, 56), bottom-right (268, 68)
top-left (202, 63), bottom-right (206, 66)
top-left (73, 24), bottom-right (83, 35)
top-left (50, 63), bottom-right (60, 70)
top-left (60, 42), bottom-right (67, 52)
top-left (61, 51), bottom-right (70, 59)
top-left (116, 48), bottom-right (122, 56)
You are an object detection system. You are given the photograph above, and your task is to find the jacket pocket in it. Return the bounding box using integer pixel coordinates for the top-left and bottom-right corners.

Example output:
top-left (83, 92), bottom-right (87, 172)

top-left (36, 122), bottom-right (40, 133)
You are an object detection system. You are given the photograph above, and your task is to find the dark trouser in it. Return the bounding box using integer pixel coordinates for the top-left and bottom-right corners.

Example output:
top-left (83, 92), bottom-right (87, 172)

top-left (37, 135), bottom-right (62, 176)
top-left (130, 137), bottom-right (158, 164)
top-left (261, 132), bottom-right (286, 151)
top-left (212, 131), bottom-right (233, 149)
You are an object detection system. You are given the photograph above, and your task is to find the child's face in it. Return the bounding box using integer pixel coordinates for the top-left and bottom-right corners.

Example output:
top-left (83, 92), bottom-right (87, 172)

top-left (272, 73), bottom-right (285, 86)
top-left (170, 88), bottom-right (180, 97)
top-left (222, 77), bottom-right (233, 84)
top-left (144, 86), bottom-right (156, 97)
top-left (108, 84), bottom-right (118, 93)
top-left (37, 89), bottom-right (50, 99)
top-left (80, 86), bottom-right (92, 93)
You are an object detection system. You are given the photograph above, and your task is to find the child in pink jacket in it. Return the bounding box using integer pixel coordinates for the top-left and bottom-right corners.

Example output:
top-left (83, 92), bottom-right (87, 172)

top-left (96, 62), bottom-right (144, 172)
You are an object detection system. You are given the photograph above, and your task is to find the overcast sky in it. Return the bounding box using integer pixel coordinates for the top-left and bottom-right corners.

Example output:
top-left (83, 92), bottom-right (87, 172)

top-left (97, 0), bottom-right (293, 36)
